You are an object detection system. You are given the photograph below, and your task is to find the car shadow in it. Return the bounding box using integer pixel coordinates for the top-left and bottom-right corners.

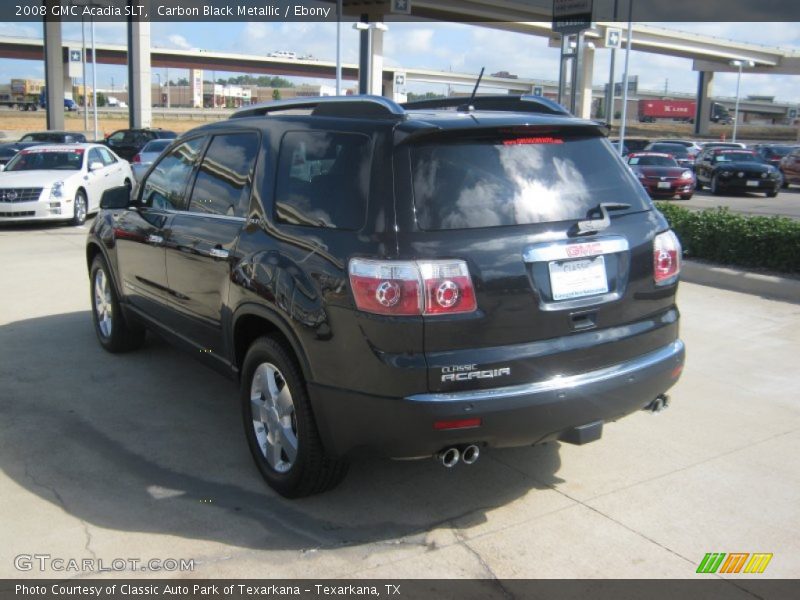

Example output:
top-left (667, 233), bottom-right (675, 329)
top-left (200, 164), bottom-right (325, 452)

top-left (0, 311), bottom-right (564, 552)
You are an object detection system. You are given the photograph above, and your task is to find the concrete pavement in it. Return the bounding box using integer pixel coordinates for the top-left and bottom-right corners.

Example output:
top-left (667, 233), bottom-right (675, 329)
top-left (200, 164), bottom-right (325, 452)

top-left (678, 186), bottom-right (800, 219)
top-left (1, 220), bottom-right (798, 584)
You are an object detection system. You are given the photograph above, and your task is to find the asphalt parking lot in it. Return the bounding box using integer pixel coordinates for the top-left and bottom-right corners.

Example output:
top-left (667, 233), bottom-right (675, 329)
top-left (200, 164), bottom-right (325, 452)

top-left (675, 186), bottom-right (800, 219)
top-left (1, 220), bottom-right (799, 584)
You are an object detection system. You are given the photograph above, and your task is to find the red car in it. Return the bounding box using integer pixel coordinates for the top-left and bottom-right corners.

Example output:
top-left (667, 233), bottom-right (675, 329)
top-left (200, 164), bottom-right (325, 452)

top-left (626, 152), bottom-right (696, 200)
top-left (779, 147), bottom-right (800, 188)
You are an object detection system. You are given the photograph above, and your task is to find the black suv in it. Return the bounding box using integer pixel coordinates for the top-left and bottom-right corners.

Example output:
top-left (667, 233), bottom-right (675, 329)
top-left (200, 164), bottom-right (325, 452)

top-left (102, 128), bottom-right (177, 161)
top-left (86, 96), bottom-right (685, 497)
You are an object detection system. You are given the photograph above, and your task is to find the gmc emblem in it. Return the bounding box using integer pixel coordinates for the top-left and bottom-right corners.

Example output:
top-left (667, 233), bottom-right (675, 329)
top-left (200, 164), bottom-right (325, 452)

top-left (566, 242), bottom-right (602, 258)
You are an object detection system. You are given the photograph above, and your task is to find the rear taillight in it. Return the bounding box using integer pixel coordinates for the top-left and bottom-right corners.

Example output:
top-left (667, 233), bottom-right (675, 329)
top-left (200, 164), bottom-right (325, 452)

top-left (132, 153), bottom-right (141, 163)
top-left (349, 259), bottom-right (477, 316)
top-left (653, 230), bottom-right (682, 285)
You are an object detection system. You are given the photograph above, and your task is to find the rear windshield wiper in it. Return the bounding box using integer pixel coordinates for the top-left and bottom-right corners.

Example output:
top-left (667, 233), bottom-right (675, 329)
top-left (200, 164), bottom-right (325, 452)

top-left (571, 203), bottom-right (631, 236)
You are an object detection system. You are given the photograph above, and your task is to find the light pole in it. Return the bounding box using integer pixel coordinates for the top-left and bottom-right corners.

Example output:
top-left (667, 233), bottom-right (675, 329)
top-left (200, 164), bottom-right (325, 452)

top-left (81, 15), bottom-right (87, 133)
top-left (336, 0), bottom-right (342, 95)
top-left (155, 73), bottom-right (163, 118)
top-left (730, 59), bottom-right (754, 143)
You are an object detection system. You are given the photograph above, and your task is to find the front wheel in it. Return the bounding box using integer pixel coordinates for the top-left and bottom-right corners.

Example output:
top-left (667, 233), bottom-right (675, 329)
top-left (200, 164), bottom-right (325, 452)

top-left (766, 189), bottom-right (778, 198)
top-left (710, 175), bottom-right (722, 196)
top-left (71, 189), bottom-right (87, 226)
top-left (90, 255), bottom-right (146, 353)
top-left (680, 194), bottom-right (693, 200)
top-left (241, 336), bottom-right (348, 498)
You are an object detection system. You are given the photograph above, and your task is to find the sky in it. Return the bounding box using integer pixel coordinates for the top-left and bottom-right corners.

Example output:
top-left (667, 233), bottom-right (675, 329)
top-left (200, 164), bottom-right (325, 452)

top-left (0, 20), bottom-right (798, 102)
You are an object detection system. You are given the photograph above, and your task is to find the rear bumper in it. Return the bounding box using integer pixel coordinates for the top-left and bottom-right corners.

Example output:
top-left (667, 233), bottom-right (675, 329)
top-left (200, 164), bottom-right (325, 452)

top-left (309, 339), bottom-right (685, 458)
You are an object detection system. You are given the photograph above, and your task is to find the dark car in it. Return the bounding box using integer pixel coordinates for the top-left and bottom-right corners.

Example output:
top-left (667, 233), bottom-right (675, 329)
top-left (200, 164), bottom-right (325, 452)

top-left (0, 131), bottom-right (88, 166)
top-left (753, 144), bottom-right (797, 185)
top-left (626, 152), bottom-right (695, 200)
top-left (103, 128), bottom-right (177, 161)
top-left (643, 142), bottom-right (694, 168)
top-left (694, 148), bottom-right (781, 197)
top-left (86, 95), bottom-right (685, 497)
top-left (780, 147), bottom-right (800, 188)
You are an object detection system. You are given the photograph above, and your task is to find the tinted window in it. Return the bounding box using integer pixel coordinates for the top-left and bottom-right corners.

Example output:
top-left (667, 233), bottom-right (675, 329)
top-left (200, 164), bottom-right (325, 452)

top-left (274, 131), bottom-right (370, 230)
top-left (141, 137), bottom-right (204, 211)
top-left (88, 148), bottom-right (104, 167)
top-left (629, 155), bottom-right (678, 167)
top-left (411, 135), bottom-right (649, 231)
top-left (108, 131), bottom-right (125, 142)
top-left (97, 147), bottom-right (117, 165)
top-left (649, 144), bottom-right (688, 156)
top-left (188, 132), bottom-right (259, 217)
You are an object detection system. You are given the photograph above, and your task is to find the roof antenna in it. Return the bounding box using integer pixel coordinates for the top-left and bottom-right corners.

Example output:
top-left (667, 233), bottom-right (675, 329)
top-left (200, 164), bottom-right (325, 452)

top-left (458, 67), bottom-right (484, 112)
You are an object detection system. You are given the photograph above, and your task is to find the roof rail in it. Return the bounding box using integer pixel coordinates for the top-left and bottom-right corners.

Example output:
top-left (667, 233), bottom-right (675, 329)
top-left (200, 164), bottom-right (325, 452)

top-left (231, 95), bottom-right (406, 119)
top-left (401, 95), bottom-right (571, 116)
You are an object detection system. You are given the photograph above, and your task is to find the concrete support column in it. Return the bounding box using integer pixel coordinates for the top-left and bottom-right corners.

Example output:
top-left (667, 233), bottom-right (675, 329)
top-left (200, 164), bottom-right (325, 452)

top-left (63, 71), bottom-right (74, 100)
top-left (577, 44), bottom-right (595, 119)
top-left (127, 16), bottom-right (152, 129)
top-left (43, 14), bottom-right (64, 131)
top-left (356, 19), bottom-right (386, 96)
top-left (694, 70), bottom-right (714, 137)
top-left (370, 25), bottom-right (385, 96)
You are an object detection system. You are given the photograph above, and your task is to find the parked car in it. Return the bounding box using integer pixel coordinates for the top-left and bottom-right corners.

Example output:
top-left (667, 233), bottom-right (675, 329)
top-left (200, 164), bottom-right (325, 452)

top-left (652, 139), bottom-right (703, 160)
top-left (18, 131), bottom-right (87, 144)
top-left (610, 137), bottom-right (650, 153)
top-left (779, 147), bottom-right (800, 188)
top-left (700, 141), bottom-right (747, 150)
top-left (694, 148), bottom-right (781, 197)
top-left (131, 138), bottom-right (173, 181)
top-left (752, 144), bottom-right (797, 183)
top-left (0, 143), bottom-right (132, 225)
top-left (87, 95), bottom-right (685, 497)
top-left (103, 128), bottom-right (177, 161)
top-left (626, 152), bottom-right (695, 200)
top-left (643, 142), bottom-right (694, 168)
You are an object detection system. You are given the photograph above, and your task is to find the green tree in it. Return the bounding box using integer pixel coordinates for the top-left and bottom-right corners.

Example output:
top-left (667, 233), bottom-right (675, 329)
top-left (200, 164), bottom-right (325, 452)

top-left (272, 89), bottom-right (282, 101)
top-left (96, 92), bottom-right (107, 108)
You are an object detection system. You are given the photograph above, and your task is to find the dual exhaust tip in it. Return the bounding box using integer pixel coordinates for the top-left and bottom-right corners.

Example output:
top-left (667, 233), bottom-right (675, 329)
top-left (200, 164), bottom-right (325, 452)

top-left (438, 444), bottom-right (480, 468)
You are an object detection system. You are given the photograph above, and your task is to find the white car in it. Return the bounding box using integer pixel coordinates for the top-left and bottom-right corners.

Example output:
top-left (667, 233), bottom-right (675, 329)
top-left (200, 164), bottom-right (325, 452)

top-left (0, 143), bottom-right (132, 226)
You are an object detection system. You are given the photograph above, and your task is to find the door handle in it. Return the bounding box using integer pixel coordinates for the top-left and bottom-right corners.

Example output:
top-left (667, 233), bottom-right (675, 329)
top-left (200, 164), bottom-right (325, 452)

top-left (147, 234), bottom-right (164, 245)
top-left (208, 247), bottom-right (229, 259)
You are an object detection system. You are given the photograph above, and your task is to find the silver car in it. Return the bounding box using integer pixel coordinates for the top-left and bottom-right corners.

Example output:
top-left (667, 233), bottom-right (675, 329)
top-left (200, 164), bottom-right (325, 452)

top-left (131, 139), bottom-right (172, 181)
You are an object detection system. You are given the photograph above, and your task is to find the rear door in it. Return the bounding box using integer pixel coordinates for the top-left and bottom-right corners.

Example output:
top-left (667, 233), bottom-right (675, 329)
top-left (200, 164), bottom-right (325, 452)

top-left (395, 128), bottom-right (678, 392)
top-left (162, 131), bottom-right (260, 359)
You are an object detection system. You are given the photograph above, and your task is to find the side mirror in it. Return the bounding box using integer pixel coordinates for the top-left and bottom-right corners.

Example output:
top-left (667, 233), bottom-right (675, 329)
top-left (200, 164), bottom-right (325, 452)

top-left (100, 185), bottom-right (132, 209)
top-left (89, 161), bottom-right (104, 171)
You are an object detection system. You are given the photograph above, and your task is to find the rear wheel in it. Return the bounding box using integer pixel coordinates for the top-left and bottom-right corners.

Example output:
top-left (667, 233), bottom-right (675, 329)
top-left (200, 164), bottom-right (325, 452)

top-left (71, 189), bottom-right (87, 226)
top-left (241, 336), bottom-right (348, 498)
top-left (90, 255), bottom-right (146, 353)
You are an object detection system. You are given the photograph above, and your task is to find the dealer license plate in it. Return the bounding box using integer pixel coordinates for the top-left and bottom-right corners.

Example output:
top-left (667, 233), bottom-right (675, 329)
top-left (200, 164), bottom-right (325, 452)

top-left (549, 256), bottom-right (609, 301)
top-left (746, 180), bottom-right (759, 187)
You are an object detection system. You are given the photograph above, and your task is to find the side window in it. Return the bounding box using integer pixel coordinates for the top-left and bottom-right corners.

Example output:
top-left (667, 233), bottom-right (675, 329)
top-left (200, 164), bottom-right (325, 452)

top-left (88, 148), bottom-right (104, 168)
top-left (140, 137), bottom-right (205, 211)
top-left (187, 132), bottom-right (259, 218)
top-left (98, 147), bottom-right (117, 166)
top-left (108, 131), bottom-right (125, 143)
top-left (274, 131), bottom-right (370, 230)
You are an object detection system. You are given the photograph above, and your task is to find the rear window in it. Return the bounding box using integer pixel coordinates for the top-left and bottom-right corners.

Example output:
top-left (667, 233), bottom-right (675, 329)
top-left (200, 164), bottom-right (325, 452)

top-left (410, 135), bottom-right (649, 230)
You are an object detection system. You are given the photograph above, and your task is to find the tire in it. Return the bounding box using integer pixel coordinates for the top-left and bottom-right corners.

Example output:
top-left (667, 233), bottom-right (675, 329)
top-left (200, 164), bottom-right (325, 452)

top-left (241, 336), bottom-right (348, 498)
top-left (695, 179), bottom-right (703, 191)
top-left (710, 174), bottom-right (722, 196)
top-left (90, 255), bottom-right (146, 353)
top-left (680, 194), bottom-right (693, 200)
top-left (766, 190), bottom-right (778, 198)
top-left (71, 189), bottom-right (87, 226)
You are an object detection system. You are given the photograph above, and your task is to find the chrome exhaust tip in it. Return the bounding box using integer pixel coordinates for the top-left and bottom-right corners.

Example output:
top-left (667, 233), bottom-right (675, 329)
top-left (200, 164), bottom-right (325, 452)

top-left (646, 394), bottom-right (670, 413)
top-left (462, 444), bottom-right (480, 465)
top-left (438, 447), bottom-right (460, 468)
